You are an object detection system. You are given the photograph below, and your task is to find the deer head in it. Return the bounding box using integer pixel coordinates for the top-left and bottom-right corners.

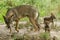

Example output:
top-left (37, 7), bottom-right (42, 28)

top-left (3, 16), bottom-right (10, 28)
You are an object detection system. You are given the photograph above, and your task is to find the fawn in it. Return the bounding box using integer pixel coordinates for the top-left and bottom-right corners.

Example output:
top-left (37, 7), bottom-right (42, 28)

top-left (3, 5), bottom-right (40, 33)
top-left (44, 13), bottom-right (56, 32)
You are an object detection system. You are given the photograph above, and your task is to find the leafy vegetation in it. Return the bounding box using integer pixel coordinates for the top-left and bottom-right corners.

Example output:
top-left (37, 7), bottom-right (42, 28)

top-left (0, 0), bottom-right (60, 22)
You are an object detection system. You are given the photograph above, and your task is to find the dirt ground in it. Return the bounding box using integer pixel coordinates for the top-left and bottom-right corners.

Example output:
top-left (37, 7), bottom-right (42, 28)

top-left (0, 21), bottom-right (60, 40)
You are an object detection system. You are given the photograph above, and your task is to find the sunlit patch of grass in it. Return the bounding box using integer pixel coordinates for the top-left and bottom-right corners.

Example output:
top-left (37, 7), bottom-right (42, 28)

top-left (39, 32), bottom-right (51, 40)
top-left (20, 17), bottom-right (29, 21)
top-left (0, 7), bottom-right (7, 23)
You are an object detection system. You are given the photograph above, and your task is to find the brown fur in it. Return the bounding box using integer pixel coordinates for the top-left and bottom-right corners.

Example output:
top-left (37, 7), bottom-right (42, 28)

top-left (3, 5), bottom-right (40, 33)
top-left (44, 13), bottom-right (56, 32)
top-left (45, 24), bottom-right (50, 32)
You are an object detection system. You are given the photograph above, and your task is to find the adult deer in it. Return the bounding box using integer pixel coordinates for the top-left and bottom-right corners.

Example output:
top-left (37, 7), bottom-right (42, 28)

top-left (3, 5), bottom-right (40, 33)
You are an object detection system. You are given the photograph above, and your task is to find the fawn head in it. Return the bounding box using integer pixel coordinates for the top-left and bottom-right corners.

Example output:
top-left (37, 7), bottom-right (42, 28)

top-left (51, 13), bottom-right (56, 19)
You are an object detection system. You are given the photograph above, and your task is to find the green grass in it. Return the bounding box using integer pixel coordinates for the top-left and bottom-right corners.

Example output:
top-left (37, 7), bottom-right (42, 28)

top-left (0, 0), bottom-right (60, 23)
top-left (39, 32), bottom-right (50, 40)
top-left (0, 7), bottom-right (7, 23)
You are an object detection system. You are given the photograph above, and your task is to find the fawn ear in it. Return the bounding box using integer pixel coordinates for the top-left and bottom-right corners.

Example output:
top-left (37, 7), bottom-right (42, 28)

top-left (51, 13), bottom-right (54, 16)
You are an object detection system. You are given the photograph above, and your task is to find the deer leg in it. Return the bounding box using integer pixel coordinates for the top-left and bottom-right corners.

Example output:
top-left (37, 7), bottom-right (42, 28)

top-left (35, 19), bottom-right (40, 30)
top-left (15, 20), bottom-right (19, 32)
top-left (29, 18), bottom-right (39, 31)
top-left (10, 27), bottom-right (11, 33)
top-left (7, 24), bottom-right (12, 33)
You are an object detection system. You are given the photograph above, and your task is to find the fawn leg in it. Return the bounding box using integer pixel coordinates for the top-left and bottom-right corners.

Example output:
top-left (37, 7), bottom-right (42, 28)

top-left (51, 21), bottom-right (55, 29)
top-left (15, 20), bottom-right (19, 32)
top-left (45, 24), bottom-right (50, 32)
top-left (29, 18), bottom-right (39, 31)
top-left (52, 20), bottom-right (54, 25)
